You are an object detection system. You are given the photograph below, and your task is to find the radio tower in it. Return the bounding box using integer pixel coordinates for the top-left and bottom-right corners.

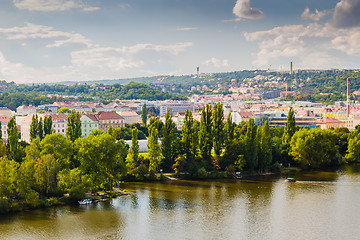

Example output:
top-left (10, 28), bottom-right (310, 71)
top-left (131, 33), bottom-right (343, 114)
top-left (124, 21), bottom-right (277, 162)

top-left (347, 78), bottom-right (350, 118)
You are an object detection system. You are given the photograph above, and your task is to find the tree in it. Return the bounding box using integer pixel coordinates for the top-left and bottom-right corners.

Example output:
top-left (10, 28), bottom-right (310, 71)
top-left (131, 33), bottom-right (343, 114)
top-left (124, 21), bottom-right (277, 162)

top-left (224, 112), bottom-right (235, 148)
top-left (126, 127), bottom-right (139, 174)
top-left (212, 103), bottom-right (224, 156)
top-left (0, 120), bottom-right (2, 140)
top-left (76, 133), bottom-right (127, 190)
top-left (344, 131), bottom-right (360, 163)
top-left (7, 117), bottom-right (19, 162)
top-left (43, 115), bottom-right (53, 136)
top-left (161, 108), bottom-right (177, 172)
top-left (258, 121), bottom-right (272, 172)
top-left (66, 110), bottom-right (81, 142)
top-left (290, 128), bottom-right (341, 168)
top-left (0, 156), bottom-right (18, 197)
top-left (30, 114), bottom-right (39, 141)
top-left (181, 110), bottom-right (196, 163)
top-left (245, 118), bottom-right (258, 172)
top-left (282, 107), bottom-right (296, 144)
top-left (141, 103), bottom-right (147, 126)
top-left (199, 104), bottom-right (212, 162)
top-left (16, 156), bottom-right (38, 200)
top-left (40, 133), bottom-right (73, 169)
top-left (148, 120), bottom-right (162, 176)
top-left (38, 117), bottom-right (44, 140)
top-left (34, 154), bottom-right (59, 195)
top-left (58, 107), bottom-right (71, 114)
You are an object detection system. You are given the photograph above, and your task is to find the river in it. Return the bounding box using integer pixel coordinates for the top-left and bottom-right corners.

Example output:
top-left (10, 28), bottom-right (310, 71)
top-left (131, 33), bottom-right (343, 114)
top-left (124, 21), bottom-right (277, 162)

top-left (1, 165), bottom-right (360, 240)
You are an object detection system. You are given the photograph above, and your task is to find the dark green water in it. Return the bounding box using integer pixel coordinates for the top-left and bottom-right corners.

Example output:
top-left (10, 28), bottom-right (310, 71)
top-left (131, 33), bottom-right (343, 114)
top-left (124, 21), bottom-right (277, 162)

top-left (1, 165), bottom-right (360, 240)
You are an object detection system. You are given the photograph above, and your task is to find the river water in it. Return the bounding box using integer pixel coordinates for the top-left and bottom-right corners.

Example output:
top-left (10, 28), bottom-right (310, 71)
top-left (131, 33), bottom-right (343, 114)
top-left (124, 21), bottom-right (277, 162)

top-left (1, 165), bottom-right (360, 240)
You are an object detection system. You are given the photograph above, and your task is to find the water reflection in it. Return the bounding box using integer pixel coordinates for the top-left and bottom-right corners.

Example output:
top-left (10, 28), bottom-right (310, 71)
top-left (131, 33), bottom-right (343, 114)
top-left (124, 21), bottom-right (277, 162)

top-left (1, 165), bottom-right (360, 239)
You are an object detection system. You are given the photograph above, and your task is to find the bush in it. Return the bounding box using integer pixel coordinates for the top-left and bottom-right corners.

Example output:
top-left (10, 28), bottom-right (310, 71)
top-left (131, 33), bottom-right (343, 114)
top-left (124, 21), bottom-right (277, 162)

top-left (0, 198), bottom-right (11, 214)
top-left (270, 162), bottom-right (282, 173)
top-left (47, 197), bottom-right (59, 206)
top-left (194, 167), bottom-right (208, 179)
top-left (69, 185), bottom-right (86, 201)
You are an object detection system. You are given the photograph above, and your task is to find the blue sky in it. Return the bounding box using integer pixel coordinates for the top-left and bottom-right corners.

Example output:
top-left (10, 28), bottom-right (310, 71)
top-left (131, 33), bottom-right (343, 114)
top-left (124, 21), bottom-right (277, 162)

top-left (0, 0), bottom-right (359, 83)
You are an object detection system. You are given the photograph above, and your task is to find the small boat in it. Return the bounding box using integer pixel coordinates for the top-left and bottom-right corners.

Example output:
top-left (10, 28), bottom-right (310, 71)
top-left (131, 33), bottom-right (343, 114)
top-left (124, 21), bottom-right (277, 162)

top-left (285, 178), bottom-right (296, 182)
top-left (78, 198), bottom-right (92, 205)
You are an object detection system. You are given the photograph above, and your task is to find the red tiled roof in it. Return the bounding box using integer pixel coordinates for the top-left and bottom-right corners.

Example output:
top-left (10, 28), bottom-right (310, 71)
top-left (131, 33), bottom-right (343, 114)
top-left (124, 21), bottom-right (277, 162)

top-left (98, 111), bottom-right (124, 120)
top-left (316, 118), bottom-right (344, 124)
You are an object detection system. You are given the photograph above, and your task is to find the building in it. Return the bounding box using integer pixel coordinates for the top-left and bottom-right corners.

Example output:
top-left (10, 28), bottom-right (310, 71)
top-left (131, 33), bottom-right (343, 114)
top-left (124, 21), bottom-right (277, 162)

top-left (317, 118), bottom-right (345, 130)
top-left (81, 114), bottom-right (99, 138)
top-left (159, 102), bottom-right (195, 116)
top-left (0, 115), bottom-right (9, 141)
top-left (16, 105), bottom-right (37, 115)
top-left (51, 114), bottom-right (68, 136)
top-left (98, 111), bottom-right (125, 131)
top-left (117, 111), bottom-right (141, 125)
top-left (0, 107), bottom-right (13, 118)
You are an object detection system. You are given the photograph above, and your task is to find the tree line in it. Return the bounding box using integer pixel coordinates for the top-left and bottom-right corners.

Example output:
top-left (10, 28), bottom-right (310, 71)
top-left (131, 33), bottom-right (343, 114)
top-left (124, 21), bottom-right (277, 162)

top-left (1, 106), bottom-right (360, 213)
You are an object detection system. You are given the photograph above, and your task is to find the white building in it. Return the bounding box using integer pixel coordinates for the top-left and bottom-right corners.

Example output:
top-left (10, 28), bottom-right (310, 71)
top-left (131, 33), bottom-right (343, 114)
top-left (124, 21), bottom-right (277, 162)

top-left (117, 111), bottom-right (141, 125)
top-left (16, 105), bottom-right (37, 115)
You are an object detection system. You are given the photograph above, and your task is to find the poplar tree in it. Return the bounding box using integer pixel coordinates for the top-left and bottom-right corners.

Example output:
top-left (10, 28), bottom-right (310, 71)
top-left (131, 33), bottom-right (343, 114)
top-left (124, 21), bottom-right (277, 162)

top-left (245, 118), bottom-right (258, 173)
top-left (224, 112), bottom-right (235, 148)
top-left (7, 117), bottom-right (19, 162)
top-left (258, 120), bottom-right (272, 172)
top-left (199, 104), bottom-right (212, 162)
top-left (148, 120), bottom-right (162, 176)
top-left (30, 114), bottom-right (38, 141)
top-left (126, 127), bottom-right (139, 173)
top-left (212, 103), bottom-right (224, 156)
top-left (75, 112), bottom-right (82, 139)
top-left (141, 103), bottom-right (147, 126)
top-left (0, 121), bottom-right (2, 140)
top-left (43, 115), bottom-right (53, 136)
top-left (38, 117), bottom-right (44, 140)
top-left (66, 110), bottom-right (81, 142)
top-left (161, 108), bottom-right (176, 172)
top-left (282, 107), bottom-right (296, 144)
top-left (181, 109), bottom-right (196, 162)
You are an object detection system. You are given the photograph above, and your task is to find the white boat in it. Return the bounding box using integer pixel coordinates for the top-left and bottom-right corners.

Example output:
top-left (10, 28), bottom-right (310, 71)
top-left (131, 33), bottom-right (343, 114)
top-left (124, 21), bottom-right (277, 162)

top-left (78, 198), bottom-right (92, 205)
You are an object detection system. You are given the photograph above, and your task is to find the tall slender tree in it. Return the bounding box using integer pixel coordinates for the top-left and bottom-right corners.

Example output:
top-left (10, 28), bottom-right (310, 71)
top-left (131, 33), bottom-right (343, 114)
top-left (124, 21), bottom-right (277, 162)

top-left (161, 108), bottom-right (176, 172)
top-left (0, 120), bottom-right (2, 140)
top-left (141, 103), bottom-right (147, 126)
top-left (66, 110), bottom-right (81, 142)
top-left (126, 127), bottom-right (139, 173)
top-left (212, 103), bottom-right (224, 156)
top-left (38, 117), bottom-right (44, 140)
top-left (30, 114), bottom-right (39, 141)
top-left (148, 119), bottom-right (162, 176)
top-left (43, 115), bottom-right (53, 136)
top-left (181, 109), bottom-right (196, 163)
top-left (258, 120), bottom-right (272, 172)
top-left (75, 112), bottom-right (82, 139)
top-left (224, 112), bottom-right (235, 148)
top-left (7, 117), bottom-right (19, 162)
top-left (282, 107), bottom-right (296, 144)
top-left (245, 118), bottom-right (258, 173)
top-left (199, 104), bottom-right (213, 162)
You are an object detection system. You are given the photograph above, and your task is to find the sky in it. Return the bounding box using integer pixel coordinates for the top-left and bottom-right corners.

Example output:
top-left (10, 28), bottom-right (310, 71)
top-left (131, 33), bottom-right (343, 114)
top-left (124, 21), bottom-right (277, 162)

top-left (0, 0), bottom-right (359, 83)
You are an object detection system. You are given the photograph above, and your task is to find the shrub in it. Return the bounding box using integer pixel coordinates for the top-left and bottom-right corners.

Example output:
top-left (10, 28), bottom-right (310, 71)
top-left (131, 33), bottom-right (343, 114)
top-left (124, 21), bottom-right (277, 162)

top-left (69, 185), bottom-right (86, 201)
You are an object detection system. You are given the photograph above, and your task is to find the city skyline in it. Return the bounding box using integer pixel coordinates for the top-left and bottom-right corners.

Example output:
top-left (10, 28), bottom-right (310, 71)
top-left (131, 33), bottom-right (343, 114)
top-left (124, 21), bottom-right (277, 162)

top-left (0, 0), bottom-right (359, 83)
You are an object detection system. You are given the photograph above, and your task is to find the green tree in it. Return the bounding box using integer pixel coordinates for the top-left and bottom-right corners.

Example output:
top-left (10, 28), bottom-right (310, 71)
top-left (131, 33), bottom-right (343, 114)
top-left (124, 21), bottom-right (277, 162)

top-left (58, 107), bottom-right (71, 114)
top-left (16, 157), bottom-right (38, 200)
top-left (126, 127), bottom-right (139, 174)
top-left (0, 156), bottom-right (18, 197)
top-left (181, 109), bottom-right (196, 163)
top-left (212, 103), bottom-right (224, 156)
top-left (224, 112), bottom-right (235, 148)
top-left (7, 117), bottom-right (19, 162)
top-left (148, 120), bottom-right (162, 176)
top-left (245, 118), bottom-right (258, 172)
top-left (282, 107), bottom-right (296, 144)
top-left (161, 108), bottom-right (176, 172)
top-left (344, 132), bottom-right (360, 163)
top-left (75, 112), bottom-right (82, 139)
top-left (40, 133), bottom-right (72, 169)
top-left (258, 120), bottom-right (272, 172)
top-left (34, 154), bottom-right (59, 195)
top-left (290, 128), bottom-right (341, 168)
top-left (199, 104), bottom-right (212, 162)
top-left (0, 120), bottom-right (2, 140)
top-left (43, 115), bottom-right (53, 136)
top-left (76, 133), bottom-right (127, 190)
top-left (141, 103), bottom-right (147, 126)
top-left (30, 114), bottom-right (38, 141)
top-left (66, 110), bottom-right (81, 142)
top-left (38, 117), bottom-right (44, 140)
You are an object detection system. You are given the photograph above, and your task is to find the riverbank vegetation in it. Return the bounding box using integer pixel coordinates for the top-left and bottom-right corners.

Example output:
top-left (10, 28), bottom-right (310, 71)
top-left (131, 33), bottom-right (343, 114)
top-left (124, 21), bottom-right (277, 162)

top-left (1, 106), bottom-right (360, 214)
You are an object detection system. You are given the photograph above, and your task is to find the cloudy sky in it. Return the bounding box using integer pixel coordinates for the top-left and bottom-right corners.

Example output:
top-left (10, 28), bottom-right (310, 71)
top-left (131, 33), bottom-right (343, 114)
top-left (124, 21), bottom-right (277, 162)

top-left (0, 0), bottom-right (360, 83)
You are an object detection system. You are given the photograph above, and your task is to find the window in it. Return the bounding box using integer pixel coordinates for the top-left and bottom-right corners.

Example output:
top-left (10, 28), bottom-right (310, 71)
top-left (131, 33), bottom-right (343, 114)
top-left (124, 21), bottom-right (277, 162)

top-left (62, 129), bottom-right (64, 132)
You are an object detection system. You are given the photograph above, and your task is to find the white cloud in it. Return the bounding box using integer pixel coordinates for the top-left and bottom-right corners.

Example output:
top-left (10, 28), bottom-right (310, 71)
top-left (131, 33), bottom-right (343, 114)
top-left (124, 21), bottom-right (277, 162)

top-left (232, 0), bottom-right (265, 20)
top-left (301, 7), bottom-right (332, 21)
top-left (13, 0), bottom-right (100, 12)
top-left (0, 22), bottom-right (92, 48)
top-left (243, 22), bottom-right (360, 69)
top-left (203, 58), bottom-right (229, 68)
top-left (176, 27), bottom-right (197, 31)
top-left (0, 42), bottom-right (194, 83)
top-left (332, 0), bottom-right (360, 27)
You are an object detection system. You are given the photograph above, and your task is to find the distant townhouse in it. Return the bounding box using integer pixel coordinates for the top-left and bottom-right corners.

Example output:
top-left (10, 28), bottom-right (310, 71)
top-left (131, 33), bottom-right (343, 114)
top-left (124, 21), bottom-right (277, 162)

top-left (81, 114), bottom-right (99, 137)
top-left (16, 105), bottom-right (37, 115)
top-left (98, 111), bottom-right (125, 131)
top-left (159, 102), bottom-right (195, 116)
top-left (0, 107), bottom-right (14, 118)
top-left (51, 114), bottom-right (68, 136)
top-left (0, 115), bottom-right (9, 141)
top-left (117, 111), bottom-right (141, 125)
